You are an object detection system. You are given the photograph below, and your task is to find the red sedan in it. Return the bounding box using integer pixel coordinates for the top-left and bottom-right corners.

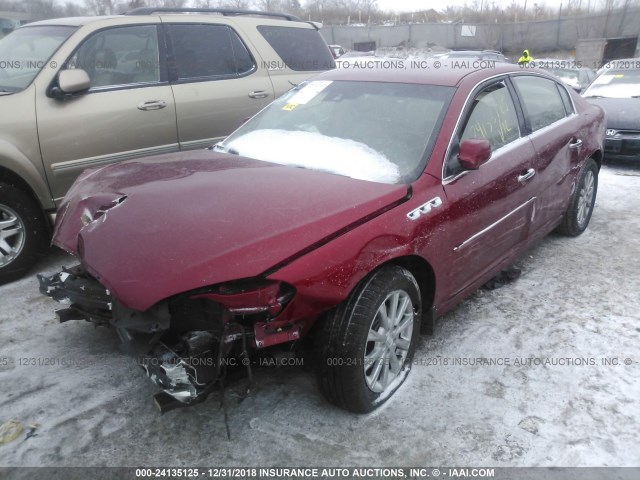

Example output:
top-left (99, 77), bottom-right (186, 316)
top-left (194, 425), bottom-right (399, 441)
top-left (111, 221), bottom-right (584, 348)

top-left (40, 63), bottom-right (605, 413)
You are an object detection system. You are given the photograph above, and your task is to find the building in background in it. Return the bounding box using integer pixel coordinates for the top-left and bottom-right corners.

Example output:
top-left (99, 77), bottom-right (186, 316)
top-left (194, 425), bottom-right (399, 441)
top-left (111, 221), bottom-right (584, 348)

top-left (0, 11), bottom-right (32, 37)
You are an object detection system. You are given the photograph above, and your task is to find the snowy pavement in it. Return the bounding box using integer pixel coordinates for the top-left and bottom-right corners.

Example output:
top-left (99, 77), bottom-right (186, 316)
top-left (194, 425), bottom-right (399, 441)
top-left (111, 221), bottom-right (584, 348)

top-left (0, 163), bottom-right (638, 469)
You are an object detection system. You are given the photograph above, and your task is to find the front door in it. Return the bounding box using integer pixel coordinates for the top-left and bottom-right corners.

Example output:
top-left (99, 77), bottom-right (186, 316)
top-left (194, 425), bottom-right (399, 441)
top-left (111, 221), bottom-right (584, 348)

top-left (36, 24), bottom-right (179, 203)
top-left (441, 79), bottom-right (537, 297)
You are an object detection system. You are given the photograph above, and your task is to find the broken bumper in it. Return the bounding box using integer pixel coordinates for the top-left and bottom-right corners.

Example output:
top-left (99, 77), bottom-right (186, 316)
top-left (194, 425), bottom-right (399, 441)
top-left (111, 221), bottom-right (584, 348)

top-left (37, 266), bottom-right (235, 410)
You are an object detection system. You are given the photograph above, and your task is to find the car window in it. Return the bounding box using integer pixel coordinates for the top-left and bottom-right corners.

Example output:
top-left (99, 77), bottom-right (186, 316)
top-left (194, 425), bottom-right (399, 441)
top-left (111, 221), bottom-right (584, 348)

top-left (583, 69), bottom-right (640, 98)
top-left (68, 25), bottom-right (160, 89)
top-left (217, 80), bottom-right (454, 184)
top-left (257, 25), bottom-right (335, 71)
top-left (460, 81), bottom-right (520, 150)
top-left (557, 83), bottom-right (575, 114)
top-left (168, 24), bottom-right (255, 81)
top-left (444, 81), bottom-right (520, 178)
top-left (513, 76), bottom-right (567, 131)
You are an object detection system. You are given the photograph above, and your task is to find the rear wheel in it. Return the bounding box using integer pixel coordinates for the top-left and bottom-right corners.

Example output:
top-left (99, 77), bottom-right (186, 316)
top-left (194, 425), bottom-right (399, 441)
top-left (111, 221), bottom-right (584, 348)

top-left (0, 182), bottom-right (48, 284)
top-left (557, 158), bottom-right (598, 236)
top-left (315, 266), bottom-right (422, 413)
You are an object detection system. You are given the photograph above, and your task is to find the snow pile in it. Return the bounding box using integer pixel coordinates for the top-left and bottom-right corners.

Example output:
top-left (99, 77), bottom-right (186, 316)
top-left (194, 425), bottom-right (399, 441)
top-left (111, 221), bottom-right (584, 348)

top-left (224, 129), bottom-right (400, 184)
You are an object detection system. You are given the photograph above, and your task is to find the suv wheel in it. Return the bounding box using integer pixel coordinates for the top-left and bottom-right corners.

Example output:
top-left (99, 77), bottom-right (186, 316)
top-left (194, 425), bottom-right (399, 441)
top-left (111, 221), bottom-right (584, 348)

top-left (0, 183), bottom-right (48, 284)
top-left (315, 266), bottom-right (422, 413)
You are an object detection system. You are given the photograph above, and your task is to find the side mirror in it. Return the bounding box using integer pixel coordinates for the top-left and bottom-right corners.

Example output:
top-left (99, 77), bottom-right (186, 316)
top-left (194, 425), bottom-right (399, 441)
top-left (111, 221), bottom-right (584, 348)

top-left (52, 69), bottom-right (91, 98)
top-left (458, 138), bottom-right (492, 170)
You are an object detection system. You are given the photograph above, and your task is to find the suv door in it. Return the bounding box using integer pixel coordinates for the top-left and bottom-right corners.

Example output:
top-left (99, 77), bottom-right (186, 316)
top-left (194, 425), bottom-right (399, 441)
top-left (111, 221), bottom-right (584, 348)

top-left (166, 22), bottom-right (274, 150)
top-left (441, 79), bottom-right (537, 297)
top-left (511, 75), bottom-right (585, 236)
top-left (36, 24), bottom-right (178, 203)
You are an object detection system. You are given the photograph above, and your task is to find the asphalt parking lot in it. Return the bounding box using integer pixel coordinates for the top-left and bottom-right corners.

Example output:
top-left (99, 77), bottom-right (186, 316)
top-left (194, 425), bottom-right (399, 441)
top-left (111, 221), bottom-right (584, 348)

top-left (0, 162), bottom-right (638, 471)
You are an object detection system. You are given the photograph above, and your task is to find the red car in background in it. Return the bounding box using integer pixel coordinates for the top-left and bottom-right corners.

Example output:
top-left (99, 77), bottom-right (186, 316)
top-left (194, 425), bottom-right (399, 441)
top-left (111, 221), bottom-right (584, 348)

top-left (39, 63), bottom-right (605, 413)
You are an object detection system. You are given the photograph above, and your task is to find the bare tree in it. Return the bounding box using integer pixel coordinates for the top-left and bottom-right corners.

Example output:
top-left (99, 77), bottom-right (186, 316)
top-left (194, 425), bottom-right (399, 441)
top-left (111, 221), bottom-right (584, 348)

top-left (218, 0), bottom-right (253, 9)
top-left (255, 0), bottom-right (284, 10)
top-left (84, 0), bottom-right (116, 15)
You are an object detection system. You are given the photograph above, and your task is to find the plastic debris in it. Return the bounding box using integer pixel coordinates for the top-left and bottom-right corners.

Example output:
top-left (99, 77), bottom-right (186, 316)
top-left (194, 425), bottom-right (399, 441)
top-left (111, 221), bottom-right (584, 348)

top-left (0, 419), bottom-right (24, 445)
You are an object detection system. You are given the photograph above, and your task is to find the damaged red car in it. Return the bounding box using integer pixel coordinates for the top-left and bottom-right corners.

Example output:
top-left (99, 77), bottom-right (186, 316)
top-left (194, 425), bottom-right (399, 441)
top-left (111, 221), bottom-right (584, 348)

top-left (39, 64), bottom-right (605, 413)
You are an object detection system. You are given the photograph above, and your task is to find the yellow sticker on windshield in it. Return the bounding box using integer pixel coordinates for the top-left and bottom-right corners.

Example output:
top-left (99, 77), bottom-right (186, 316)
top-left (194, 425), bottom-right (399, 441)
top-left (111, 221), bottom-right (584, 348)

top-left (282, 103), bottom-right (298, 111)
top-left (614, 74), bottom-right (624, 78)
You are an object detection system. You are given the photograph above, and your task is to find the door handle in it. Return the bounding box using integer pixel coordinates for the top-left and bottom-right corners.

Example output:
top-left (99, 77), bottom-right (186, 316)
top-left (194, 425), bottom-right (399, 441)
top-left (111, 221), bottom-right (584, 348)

top-left (248, 91), bottom-right (269, 99)
top-left (138, 100), bottom-right (167, 111)
top-left (517, 168), bottom-right (536, 183)
top-left (569, 138), bottom-right (583, 149)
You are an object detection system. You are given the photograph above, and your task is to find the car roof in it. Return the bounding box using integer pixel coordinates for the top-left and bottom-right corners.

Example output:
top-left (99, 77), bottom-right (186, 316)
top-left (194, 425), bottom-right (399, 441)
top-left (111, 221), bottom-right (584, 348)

top-left (23, 16), bottom-right (121, 27)
top-left (24, 11), bottom-right (314, 28)
top-left (317, 63), bottom-right (524, 87)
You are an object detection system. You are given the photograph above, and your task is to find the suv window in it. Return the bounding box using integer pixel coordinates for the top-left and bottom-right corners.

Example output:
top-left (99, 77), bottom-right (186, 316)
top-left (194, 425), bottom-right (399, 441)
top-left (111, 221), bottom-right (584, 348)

top-left (0, 26), bottom-right (76, 92)
top-left (168, 24), bottom-right (254, 80)
top-left (257, 25), bottom-right (335, 71)
top-left (68, 25), bottom-right (160, 88)
top-left (513, 76), bottom-right (567, 131)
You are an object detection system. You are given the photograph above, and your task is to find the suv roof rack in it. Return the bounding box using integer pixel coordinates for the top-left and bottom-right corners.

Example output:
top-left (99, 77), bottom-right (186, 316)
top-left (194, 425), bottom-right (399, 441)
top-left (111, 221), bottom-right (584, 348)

top-left (124, 7), bottom-right (302, 22)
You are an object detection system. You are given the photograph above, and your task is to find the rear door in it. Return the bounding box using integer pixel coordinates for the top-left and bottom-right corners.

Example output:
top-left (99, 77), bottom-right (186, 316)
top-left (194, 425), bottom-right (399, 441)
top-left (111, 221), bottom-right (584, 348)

top-left (165, 21), bottom-right (274, 150)
top-left (511, 75), bottom-right (585, 236)
top-left (37, 24), bottom-right (178, 202)
top-left (441, 78), bottom-right (537, 297)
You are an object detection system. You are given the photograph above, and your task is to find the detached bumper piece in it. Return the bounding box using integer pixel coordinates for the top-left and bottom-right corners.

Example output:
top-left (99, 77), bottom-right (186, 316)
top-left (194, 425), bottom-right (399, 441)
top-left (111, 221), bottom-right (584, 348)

top-left (38, 265), bottom-right (112, 325)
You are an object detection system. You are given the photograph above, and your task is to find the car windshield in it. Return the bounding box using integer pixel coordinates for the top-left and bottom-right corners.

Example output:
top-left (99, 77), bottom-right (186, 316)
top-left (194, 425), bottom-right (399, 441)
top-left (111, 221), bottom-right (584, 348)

top-left (216, 80), bottom-right (454, 184)
top-left (583, 69), bottom-right (640, 98)
top-left (0, 25), bottom-right (76, 93)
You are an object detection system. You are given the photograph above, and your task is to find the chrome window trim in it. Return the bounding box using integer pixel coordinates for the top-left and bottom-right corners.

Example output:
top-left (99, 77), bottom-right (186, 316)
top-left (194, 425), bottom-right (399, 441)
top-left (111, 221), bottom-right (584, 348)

top-left (525, 113), bottom-right (576, 141)
top-left (442, 135), bottom-right (531, 186)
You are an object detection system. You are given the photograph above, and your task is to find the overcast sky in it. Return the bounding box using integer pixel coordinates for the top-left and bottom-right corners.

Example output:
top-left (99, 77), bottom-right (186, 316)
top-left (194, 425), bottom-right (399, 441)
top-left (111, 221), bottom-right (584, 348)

top-left (376, 0), bottom-right (559, 12)
top-left (55, 0), bottom-right (567, 12)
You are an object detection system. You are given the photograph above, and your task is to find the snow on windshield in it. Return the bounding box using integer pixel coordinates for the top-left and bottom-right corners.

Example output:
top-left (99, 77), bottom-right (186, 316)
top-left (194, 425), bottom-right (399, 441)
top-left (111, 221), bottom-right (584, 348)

top-left (585, 71), bottom-right (640, 98)
top-left (223, 129), bottom-right (400, 184)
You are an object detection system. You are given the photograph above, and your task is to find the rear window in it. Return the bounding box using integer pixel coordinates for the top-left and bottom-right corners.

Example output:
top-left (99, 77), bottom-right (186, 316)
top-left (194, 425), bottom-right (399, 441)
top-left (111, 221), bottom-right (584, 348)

top-left (168, 24), bottom-right (255, 80)
top-left (257, 25), bottom-right (335, 71)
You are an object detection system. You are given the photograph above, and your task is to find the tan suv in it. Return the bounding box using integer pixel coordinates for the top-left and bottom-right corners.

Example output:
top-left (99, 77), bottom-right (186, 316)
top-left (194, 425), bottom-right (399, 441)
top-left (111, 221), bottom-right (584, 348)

top-left (0, 7), bottom-right (335, 282)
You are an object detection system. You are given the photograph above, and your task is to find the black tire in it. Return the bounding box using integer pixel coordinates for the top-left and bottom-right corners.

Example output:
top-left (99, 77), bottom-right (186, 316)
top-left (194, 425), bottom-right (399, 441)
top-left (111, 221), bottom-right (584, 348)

top-left (0, 182), bottom-right (48, 284)
top-left (557, 158), bottom-right (598, 237)
top-left (315, 265), bottom-right (422, 413)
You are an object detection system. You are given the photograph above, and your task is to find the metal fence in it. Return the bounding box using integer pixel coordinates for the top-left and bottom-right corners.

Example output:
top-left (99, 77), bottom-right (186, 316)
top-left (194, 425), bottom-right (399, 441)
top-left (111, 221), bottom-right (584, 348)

top-left (320, 7), bottom-right (640, 55)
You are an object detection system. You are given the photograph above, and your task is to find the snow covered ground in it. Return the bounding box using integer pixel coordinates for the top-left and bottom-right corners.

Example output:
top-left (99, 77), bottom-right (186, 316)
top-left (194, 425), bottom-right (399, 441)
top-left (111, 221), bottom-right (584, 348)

top-left (0, 163), bottom-right (638, 470)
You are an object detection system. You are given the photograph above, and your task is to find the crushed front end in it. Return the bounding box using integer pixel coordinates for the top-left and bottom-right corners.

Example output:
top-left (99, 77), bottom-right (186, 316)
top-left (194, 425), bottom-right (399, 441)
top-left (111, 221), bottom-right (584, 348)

top-left (38, 265), bottom-right (296, 412)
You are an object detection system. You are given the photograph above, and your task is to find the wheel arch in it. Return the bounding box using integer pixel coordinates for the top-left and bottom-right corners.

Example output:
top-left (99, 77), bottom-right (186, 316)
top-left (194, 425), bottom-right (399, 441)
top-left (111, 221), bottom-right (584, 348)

top-left (380, 254), bottom-right (437, 314)
top-left (0, 145), bottom-right (55, 213)
top-left (590, 149), bottom-right (603, 170)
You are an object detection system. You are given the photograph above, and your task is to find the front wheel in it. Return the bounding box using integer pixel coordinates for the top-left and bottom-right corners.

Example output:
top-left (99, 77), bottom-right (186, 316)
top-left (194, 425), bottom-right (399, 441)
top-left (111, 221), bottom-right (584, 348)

top-left (0, 183), bottom-right (48, 284)
top-left (315, 266), bottom-right (422, 413)
top-left (557, 158), bottom-right (598, 237)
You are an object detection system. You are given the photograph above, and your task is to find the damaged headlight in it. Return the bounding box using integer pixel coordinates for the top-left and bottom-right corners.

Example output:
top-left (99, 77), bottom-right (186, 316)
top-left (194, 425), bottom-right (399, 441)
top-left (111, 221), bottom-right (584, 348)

top-left (190, 279), bottom-right (295, 318)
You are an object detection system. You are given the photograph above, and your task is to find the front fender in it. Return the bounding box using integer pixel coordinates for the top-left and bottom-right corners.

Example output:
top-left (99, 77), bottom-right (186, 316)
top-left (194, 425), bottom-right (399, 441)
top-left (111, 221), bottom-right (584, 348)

top-left (267, 176), bottom-right (447, 328)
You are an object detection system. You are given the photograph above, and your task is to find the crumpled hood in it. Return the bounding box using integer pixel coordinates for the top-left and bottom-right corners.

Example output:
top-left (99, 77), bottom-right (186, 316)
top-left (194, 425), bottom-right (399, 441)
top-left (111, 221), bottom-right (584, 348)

top-left (53, 151), bottom-right (409, 311)
top-left (585, 97), bottom-right (640, 131)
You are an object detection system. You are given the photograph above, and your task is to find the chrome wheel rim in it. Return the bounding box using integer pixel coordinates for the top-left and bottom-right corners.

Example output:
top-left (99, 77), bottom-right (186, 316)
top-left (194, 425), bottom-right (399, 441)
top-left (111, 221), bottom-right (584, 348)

top-left (0, 204), bottom-right (26, 268)
top-left (577, 170), bottom-right (595, 227)
top-left (364, 290), bottom-right (414, 393)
